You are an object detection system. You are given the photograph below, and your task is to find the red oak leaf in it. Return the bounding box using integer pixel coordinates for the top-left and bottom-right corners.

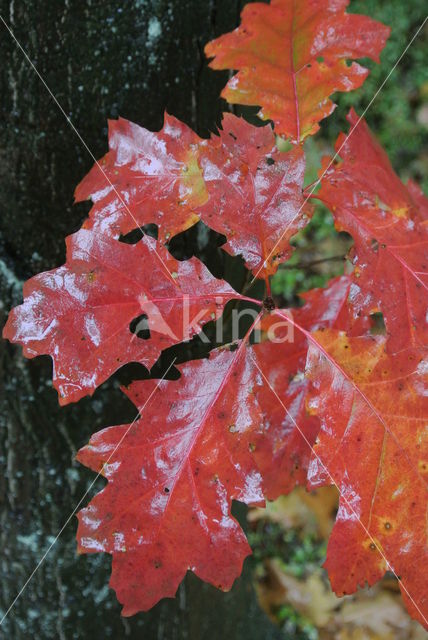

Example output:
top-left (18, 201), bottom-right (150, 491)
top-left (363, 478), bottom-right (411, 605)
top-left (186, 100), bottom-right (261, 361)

top-left (74, 113), bottom-right (207, 241)
top-left (199, 114), bottom-right (306, 278)
top-left (316, 110), bottom-right (428, 352)
top-left (77, 346), bottom-right (265, 616)
top-left (205, 0), bottom-right (389, 142)
top-left (2, 229), bottom-right (238, 404)
top-left (408, 179), bottom-right (428, 221)
top-left (253, 276), bottom-right (353, 497)
top-left (76, 276), bottom-right (351, 614)
top-left (304, 329), bottom-right (428, 630)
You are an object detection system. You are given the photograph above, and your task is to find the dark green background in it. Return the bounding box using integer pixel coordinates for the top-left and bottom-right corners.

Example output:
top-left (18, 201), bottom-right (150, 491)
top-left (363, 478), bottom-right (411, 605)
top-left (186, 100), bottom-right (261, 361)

top-left (0, 1), bottom-right (426, 638)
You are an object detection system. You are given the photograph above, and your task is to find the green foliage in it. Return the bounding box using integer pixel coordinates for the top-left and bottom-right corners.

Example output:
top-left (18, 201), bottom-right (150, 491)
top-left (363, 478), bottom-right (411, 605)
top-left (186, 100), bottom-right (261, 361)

top-left (249, 522), bottom-right (326, 579)
top-left (277, 605), bottom-right (319, 640)
top-left (276, 605), bottom-right (318, 640)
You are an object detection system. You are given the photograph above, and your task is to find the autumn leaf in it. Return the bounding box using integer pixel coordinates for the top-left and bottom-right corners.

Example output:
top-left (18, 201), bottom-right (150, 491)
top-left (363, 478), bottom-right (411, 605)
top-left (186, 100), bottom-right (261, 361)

top-left (199, 114), bottom-right (307, 278)
top-left (305, 329), bottom-right (428, 629)
top-left (75, 112), bottom-right (308, 280)
top-left (76, 347), bottom-right (266, 615)
top-left (76, 277), bottom-right (351, 613)
top-left (408, 179), bottom-right (428, 221)
top-left (2, 229), bottom-right (238, 404)
top-left (74, 113), bottom-right (207, 241)
top-left (205, 0), bottom-right (389, 142)
top-left (316, 110), bottom-right (428, 352)
top-left (253, 276), bottom-right (352, 498)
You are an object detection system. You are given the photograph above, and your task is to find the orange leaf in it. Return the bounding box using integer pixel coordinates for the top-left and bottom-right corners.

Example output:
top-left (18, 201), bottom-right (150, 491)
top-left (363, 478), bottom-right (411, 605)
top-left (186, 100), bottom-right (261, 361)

top-left (205, 0), bottom-right (389, 142)
top-left (306, 329), bottom-right (428, 629)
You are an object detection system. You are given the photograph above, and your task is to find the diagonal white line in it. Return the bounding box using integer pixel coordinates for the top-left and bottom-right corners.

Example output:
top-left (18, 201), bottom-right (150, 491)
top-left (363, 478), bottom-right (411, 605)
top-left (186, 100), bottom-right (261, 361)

top-left (251, 15), bottom-right (428, 284)
top-left (249, 353), bottom-right (428, 628)
top-left (0, 357), bottom-right (177, 627)
top-left (0, 14), bottom-right (176, 284)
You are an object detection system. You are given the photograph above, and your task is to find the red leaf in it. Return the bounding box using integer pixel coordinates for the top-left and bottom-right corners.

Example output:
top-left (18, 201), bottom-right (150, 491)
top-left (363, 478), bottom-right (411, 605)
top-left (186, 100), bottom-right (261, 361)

top-left (205, 0), bottom-right (389, 142)
top-left (316, 110), bottom-right (428, 351)
top-left (76, 277), bottom-right (351, 614)
top-left (2, 229), bottom-right (238, 404)
top-left (408, 179), bottom-right (428, 221)
top-left (75, 113), bottom-right (207, 241)
top-left (305, 329), bottom-right (428, 629)
top-left (74, 113), bottom-right (307, 279)
top-left (253, 276), bottom-right (352, 497)
top-left (77, 347), bottom-right (264, 615)
top-left (199, 114), bottom-right (307, 277)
